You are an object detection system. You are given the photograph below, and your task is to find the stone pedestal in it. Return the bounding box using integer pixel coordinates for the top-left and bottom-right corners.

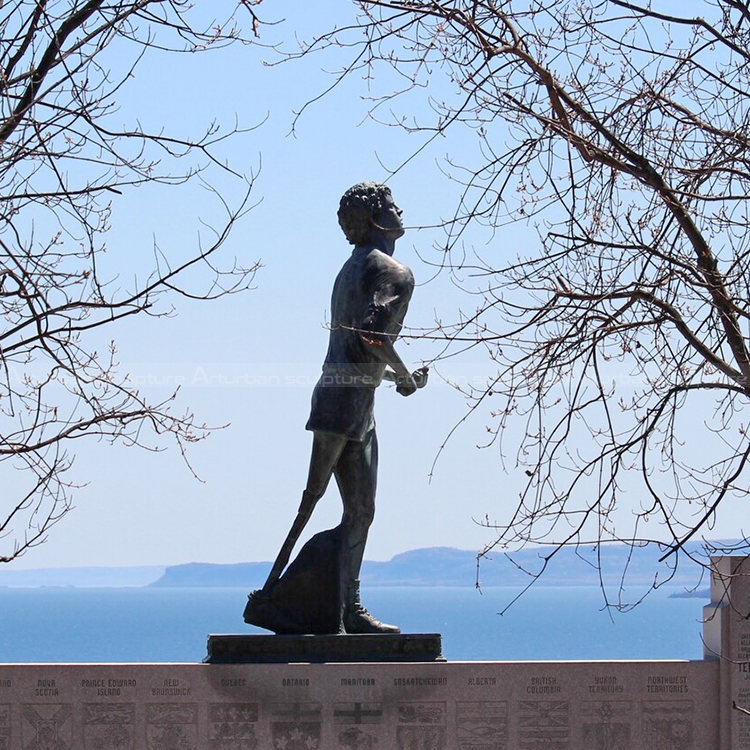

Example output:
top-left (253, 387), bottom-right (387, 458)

top-left (704, 555), bottom-right (750, 749)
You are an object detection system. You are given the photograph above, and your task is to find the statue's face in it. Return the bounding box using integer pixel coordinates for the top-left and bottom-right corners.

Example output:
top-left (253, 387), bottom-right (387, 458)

top-left (373, 192), bottom-right (405, 239)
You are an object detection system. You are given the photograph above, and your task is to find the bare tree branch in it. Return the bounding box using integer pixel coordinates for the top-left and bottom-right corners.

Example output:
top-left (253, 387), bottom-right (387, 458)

top-left (295, 0), bottom-right (750, 601)
top-left (0, 0), bottom-right (264, 563)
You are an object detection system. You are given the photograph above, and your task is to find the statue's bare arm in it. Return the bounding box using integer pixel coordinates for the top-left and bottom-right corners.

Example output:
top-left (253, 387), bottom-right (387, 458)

top-left (364, 336), bottom-right (429, 396)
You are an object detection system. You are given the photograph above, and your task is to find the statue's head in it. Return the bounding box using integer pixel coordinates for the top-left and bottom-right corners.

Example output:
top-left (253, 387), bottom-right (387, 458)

top-left (338, 182), bottom-right (404, 246)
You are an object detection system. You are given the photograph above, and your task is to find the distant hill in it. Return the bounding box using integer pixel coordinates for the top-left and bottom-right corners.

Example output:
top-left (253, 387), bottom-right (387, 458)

top-left (148, 561), bottom-right (270, 589)
top-left (1, 542), bottom-right (736, 589)
top-left (148, 543), bottom-right (721, 589)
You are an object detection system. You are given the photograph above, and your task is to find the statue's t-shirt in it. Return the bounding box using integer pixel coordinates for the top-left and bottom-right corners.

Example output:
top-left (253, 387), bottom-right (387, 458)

top-left (306, 246), bottom-right (414, 441)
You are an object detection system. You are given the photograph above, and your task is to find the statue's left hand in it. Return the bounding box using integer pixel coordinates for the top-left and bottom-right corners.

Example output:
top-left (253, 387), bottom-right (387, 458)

top-left (412, 366), bottom-right (429, 389)
top-left (396, 376), bottom-right (417, 397)
top-left (396, 367), bottom-right (429, 397)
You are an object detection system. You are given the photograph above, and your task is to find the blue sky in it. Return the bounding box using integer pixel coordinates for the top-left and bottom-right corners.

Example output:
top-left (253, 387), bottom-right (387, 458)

top-left (9, 3), bottom-right (512, 569)
top-left (10, 1), bottom-right (746, 570)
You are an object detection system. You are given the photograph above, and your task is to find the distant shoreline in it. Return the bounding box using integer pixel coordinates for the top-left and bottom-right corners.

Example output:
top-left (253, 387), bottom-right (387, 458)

top-left (0, 544), bottom-right (723, 590)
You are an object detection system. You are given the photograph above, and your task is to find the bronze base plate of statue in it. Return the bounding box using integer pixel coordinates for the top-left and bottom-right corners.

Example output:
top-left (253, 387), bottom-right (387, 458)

top-left (205, 632), bottom-right (445, 664)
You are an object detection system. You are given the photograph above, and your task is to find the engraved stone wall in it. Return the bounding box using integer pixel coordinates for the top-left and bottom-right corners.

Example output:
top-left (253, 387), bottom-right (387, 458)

top-left (0, 704), bottom-right (9, 750)
top-left (705, 555), bottom-right (750, 750)
top-left (0, 660), bottom-right (720, 749)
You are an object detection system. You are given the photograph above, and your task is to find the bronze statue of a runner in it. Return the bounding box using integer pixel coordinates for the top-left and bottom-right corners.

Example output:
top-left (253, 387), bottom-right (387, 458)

top-left (244, 182), bottom-right (427, 635)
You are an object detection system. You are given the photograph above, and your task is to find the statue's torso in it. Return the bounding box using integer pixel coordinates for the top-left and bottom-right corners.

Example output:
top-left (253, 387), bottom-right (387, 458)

top-left (306, 246), bottom-right (414, 440)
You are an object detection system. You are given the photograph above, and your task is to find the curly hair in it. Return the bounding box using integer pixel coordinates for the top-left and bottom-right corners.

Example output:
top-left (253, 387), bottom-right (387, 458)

top-left (337, 182), bottom-right (393, 246)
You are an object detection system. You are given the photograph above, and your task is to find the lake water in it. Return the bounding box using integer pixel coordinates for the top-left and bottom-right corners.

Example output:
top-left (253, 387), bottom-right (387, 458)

top-left (0, 586), bottom-right (706, 663)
